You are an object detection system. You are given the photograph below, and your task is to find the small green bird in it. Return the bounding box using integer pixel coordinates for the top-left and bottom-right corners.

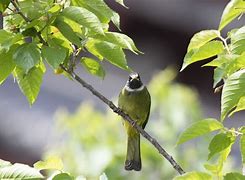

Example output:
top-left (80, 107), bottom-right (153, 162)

top-left (118, 72), bottom-right (151, 171)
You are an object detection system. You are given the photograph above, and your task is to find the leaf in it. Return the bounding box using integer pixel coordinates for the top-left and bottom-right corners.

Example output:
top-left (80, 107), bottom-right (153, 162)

top-left (0, 159), bottom-right (11, 168)
top-left (0, 45), bottom-right (18, 84)
top-left (0, 0), bottom-right (10, 12)
top-left (95, 32), bottom-right (142, 54)
top-left (230, 26), bottom-right (245, 55)
top-left (115, 0), bottom-right (128, 8)
top-left (53, 16), bottom-right (83, 46)
top-left (81, 57), bottom-right (105, 78)
top-left (0, 30), bottom-right (23, 50)
top-left (230, 96), bottom-right (245, 115)
top-left (14, 65), bottom-right (45, 105)
top-left (224, 172), bottom-right (245, 180)
top-left (202, 55), bottom-right (229, 67)
top-left (71, 0), bottom-right (113, 24)
top-left (177, 118), bottom-right (223, 145)
top-left (240, 134), bottom-right (245, 164)
top-left (221, 69), bottom-right (245, 120)
top-left (13, 43), bottom-right (41, 71)
top-left (181, 41), bottom-right (224, 71)
top-left (52, 173), bottom-right (74, 180)
top-left (187, 30), bottom-right (220, 52)
top-left (0, 162), bottom-right (43, 179)
top-left (208, 133), bottom-right (232, 160)
top-left (86, 39), bottom-right (128, 70)
top-left (219, 0), bottom-right (245, 31)
top-left (41, 46), bottom-right (67, 69)
top-left (62, 6), bottom-right (104, 35)
top-left (99, 173), bottom-right (108, 180)
top-left (213, 66), bottom-right (225, 88)
top-left (174, 171), bottom-right (212, 180)
top-left (34, 156), bottom-right (63, 171)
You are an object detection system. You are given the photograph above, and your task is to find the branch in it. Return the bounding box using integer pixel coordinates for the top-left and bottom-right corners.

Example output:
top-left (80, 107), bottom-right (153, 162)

top-left (61, 65), bottom-right (185, 175)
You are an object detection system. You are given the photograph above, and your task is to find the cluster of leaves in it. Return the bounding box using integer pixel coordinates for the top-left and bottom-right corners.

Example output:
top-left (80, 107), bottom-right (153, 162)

top-left (0, 0), bottom-right (140, 105)
top-left (0, 156), bottom-right (108, 179)
top-left (175, 0), bottom-right (245, 179)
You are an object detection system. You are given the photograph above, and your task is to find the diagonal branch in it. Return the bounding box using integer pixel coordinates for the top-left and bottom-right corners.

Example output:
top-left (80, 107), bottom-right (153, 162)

top-left (61, 65), bottom-right (185, 175)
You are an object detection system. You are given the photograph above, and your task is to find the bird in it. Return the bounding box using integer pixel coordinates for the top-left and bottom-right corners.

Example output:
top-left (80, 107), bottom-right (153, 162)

top-left (118, 72), bottom-right (151, 171)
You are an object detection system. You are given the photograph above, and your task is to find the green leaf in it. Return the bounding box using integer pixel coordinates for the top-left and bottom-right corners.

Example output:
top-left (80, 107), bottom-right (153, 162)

top-left (219, 0), bottom-right (245, 31)
top-left (14, 65), bottom-right (45, 105)
top-left (177, 118), bottom-right (223, 145)
top-left (174, 171), bottom-right (212, 180)
top-left (81, 57), bottom-right (105, 78)
top-left (99, 173), bottom-right (108, 180)
top-left (230, 96), bottom-right (245, 115)
top-left (0, 0), bottom-right (10, 12)
top-left (86, 39), bottom-right (128, 70)
top-left (62, 6), bottom-right (104, 35)
top-left (187, 30), bottom-right (220, 52)
top-left (181, 41), bottom-right (224, 71)
top-left (0, 30), bottom-right (23, 50)
top-left (240, 134), bottom-right (245, 164)
top-left (202, 55), bottom-right (229, 67)
top-left (41, 46), bottom-right (67, 69)
top-left (0, 45), bottom-right (18, 84)
top-left (221, 69), bottom-right (245, 120)
top-left (71, 0), bottom-right (113, 24)
top-left (115, 0), bottom-right (128, 8)
top-left (230, 26), bottom-right (245, 55)
top-left (0, 162), bottom-right (43, 179)
top-left (213, 66), bottom-right (225, 88)
top-left (224, 172), bottom-right (245, 180)
top-left (94, 32), bottom-right (142, 54)
top-left (13, 43), bottom-right (41, 71)
top-left (208, 133), bottom-right (232, 160)
top-left (34, 156), bottom-right (63, 171)
top-left (53, 16), bottom-right (83, 46)
top-left (52, 173), bottom-right (74, 180)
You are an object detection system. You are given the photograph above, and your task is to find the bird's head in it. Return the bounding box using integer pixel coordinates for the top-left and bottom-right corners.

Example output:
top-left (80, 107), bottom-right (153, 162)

top-left (126, 72), bottom-right (143, 90)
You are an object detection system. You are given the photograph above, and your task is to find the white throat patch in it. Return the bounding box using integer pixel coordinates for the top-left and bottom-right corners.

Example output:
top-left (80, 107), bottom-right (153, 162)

top-left (125, 85), bottom-right (144, 92)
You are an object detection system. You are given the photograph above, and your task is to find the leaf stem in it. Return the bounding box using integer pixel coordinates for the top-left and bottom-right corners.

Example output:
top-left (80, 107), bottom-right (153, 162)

top-left (219, 35), bottom-right (231, 54)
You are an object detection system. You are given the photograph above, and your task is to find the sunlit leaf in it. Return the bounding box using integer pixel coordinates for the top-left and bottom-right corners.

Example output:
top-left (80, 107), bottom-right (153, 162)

top-left (187, 30), bottom-right (220, 52)
top-left (0, 45), bottom-right (18, 84)
top-left (86, 39), bottom-right (128, 70)
top-left (81, 57), bottom-right (105, 78)
top-left (174, 171), bottom-right (212, 180)
top-left (0, 162), bottom-right (43, 179)
top-left (34, 156), bottom-right (63, 171)
top-left (181, 41), bottom-right (224, 71)
top-left (240, 134), bottom-right (245, 164)
top-left (52, 173), bottom-right (74, 180)
top-left (94, 32), bottom-right (142, 54)
top-left (13, 65), bottom-right (45, 105)
top-left (230, 26), bottom-right (245, 55)
top-left (177, 118), bottom-right (223, 145)
top-left (219, 0), bottom-right (245, 31)
top-left (221, 69), bottom-right (245, 120)
top-left (208, 133), bottom-right (232, 160)
top-left (62, 6), bottom-right (104, 35)
top-left (13, 43), bottom-right (41, 71)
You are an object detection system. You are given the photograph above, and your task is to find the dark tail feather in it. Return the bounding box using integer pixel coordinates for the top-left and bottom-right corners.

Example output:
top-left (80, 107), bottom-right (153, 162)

top-left (125, 134), bottom-right (141, 171)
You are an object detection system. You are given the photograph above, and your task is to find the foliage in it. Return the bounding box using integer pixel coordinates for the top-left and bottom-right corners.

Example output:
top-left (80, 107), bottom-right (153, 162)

top-left (44, 69), bottom-right (205, 179)
top-left (0, 0), bottom-right (138, 105)
top-left (176, 0), bottom-right (245, 179)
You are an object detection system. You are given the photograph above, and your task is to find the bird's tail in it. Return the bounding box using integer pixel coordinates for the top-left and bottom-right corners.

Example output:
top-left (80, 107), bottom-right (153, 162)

top-left (125, 134), bottom-right (141, 171)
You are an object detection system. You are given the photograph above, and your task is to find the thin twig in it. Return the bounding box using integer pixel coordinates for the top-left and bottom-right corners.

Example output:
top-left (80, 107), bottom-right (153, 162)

top-left (61, 65), bottom-right (186, 175)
